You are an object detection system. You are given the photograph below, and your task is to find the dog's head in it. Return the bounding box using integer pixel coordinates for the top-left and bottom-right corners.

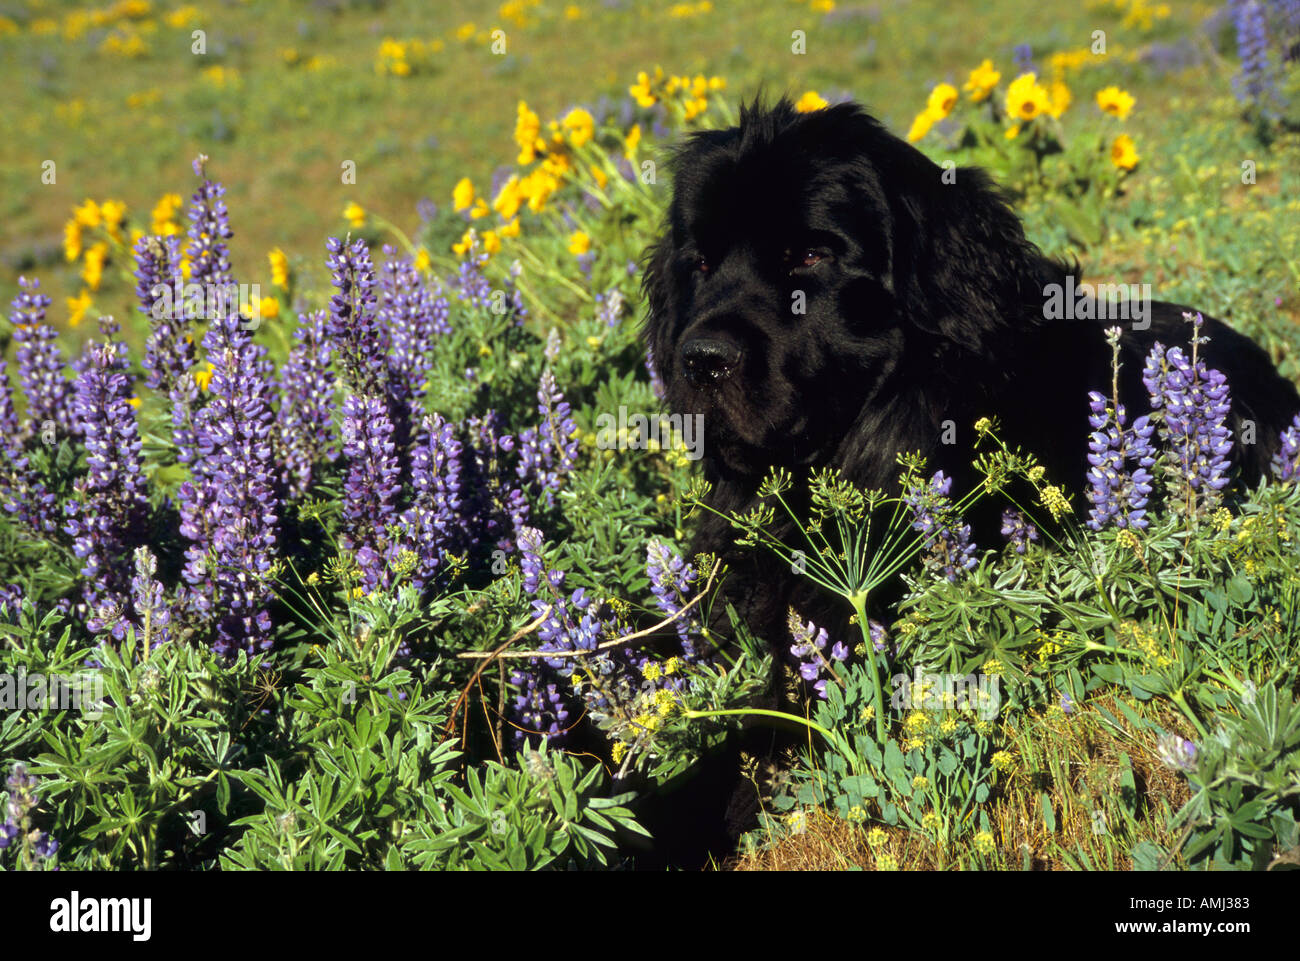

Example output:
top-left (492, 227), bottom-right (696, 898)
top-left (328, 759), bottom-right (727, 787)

top-left (642, 97), bottom-right (1060, 477)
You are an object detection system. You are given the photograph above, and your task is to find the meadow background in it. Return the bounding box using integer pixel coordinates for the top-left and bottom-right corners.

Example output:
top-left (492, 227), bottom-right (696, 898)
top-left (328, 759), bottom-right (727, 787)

top-left (0, 0), bottom-right (1298, 871)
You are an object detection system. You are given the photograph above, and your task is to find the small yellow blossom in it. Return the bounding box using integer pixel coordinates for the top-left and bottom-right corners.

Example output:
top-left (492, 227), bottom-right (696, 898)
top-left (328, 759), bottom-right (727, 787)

top-left (1005, 72), bottom-right (1051, 121)
top-left (269, 248), bottom-right (289, 288)
top-left (562, 107), bottom-right (595, 148)
top-left (67, 289), bottom-right (93, 327)
top-left (925, 82), bottom-right (959, 118)
top-left (1110, 134), bottom-right (1139, 171)
top-left (1096, 86), bottom-right (1135, 120)
top-left (343, 201), bottom-right (366, 229)
top-left (64, 221), bottom-right (83, 262)
top-left (568, 231), bottom-right (591, 256)
top-left (795, 90), bottom-right (829, 113)
top-left (963, 59), bottom-right (1001, 102)
top-left (452, 177), bottom-right (476, 213)
top-left (906, 109), bottom-right (937, 143)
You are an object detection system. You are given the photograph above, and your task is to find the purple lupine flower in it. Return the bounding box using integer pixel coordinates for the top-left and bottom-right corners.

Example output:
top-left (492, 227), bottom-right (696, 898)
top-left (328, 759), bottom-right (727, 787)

top-left (1000, 508), bottom-right (1041, 552)
top-left (185, 154), bottom-right (235, 293)
top-left (645, 346), bottom-right (666, 400)
top-left (9, 277), bottom-right (75, 442)
top-left (0, 583), bottom-right (22, 624)
top-left (1142, 314), bottom-right (1233, 511)
top-left (63, 318), bottom-right (149, 636)
top-left (341, 393), bottom-right (402, 594)
top-left (1, 763), bottom-right (59, 867)
top-left (510, 525), bottom-right (611, 743)
top-left (454, 237), bottom-right (493, 310)
top-left (596, 288), bottom-right (624, 328)
top-left (399, 414), bottom-right (462, 591)
top-left (460, 411), bottom-right (529, 555)
top-left (517, 369), bottom-right (579, 508)
top-left (1231, 0), bottom-right (1283, 119)
top-left (276, 310), bottom-right (336, 501)
top-left (1012, 43), bottom-right (1035, 74)
top-left (903, 470), bottom-right (977, 581)
top-left (1084, 386), bottom-right (1155, 532)
top-left (129, 546), bottom-right (171, 647)
top-left (506, 260), bottom-right (528, 328)
top-left (869, 619), bottom-right (889, 653)
top-left (380, 246), bottom-right (443, 419)
top-left (325, 236), bottom-right (388, 397)
top-left (180, 309), bottom-right (280, 656)
top-left (1155, 732), bottom-right (1198, 773)
top-left (136, 234), bottom-right (196, 397)
top-left (645, 539), bottom-right (699, 659)
top-left (416, 197), bottom-right (439, 223)
top-left (1060, 692), bottom-right (1075, 714)
top-left (788, 610), bottom-right (843, 699)
top-left (0, 360), bottom-right (58, 536)
top-left (1272, 413), bottom-right (1300, 481)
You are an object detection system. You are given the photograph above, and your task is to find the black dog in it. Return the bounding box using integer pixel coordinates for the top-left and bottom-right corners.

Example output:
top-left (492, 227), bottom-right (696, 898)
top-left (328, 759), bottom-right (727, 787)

top-left (643, 97), bottom-right (1300, 652)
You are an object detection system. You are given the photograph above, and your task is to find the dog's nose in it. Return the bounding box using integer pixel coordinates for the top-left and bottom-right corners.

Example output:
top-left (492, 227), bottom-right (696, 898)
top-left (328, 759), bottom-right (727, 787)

top-left (680, 337), bottom-right (742, 387)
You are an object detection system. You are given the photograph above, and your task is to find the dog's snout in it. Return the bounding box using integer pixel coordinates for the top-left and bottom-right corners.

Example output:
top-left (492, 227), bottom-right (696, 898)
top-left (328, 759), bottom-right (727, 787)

top-left (680, 337), bottom-right (742, 387)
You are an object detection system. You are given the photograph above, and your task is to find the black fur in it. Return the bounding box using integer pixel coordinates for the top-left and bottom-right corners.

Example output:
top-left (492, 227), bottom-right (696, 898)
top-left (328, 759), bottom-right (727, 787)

top-left (642, 97), bottom-right (1300, 650)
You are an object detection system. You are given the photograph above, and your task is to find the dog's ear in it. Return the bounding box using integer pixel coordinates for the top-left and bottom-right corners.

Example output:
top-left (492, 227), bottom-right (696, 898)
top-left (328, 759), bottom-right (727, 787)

top-left (640, 231), bottom-right (678, 392)
top-left (887, 155), bottom-right (1065, 359)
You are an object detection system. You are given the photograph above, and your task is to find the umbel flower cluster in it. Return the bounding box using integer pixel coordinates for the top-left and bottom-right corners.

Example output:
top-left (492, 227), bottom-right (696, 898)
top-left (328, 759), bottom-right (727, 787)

top-left (0, 158), bottom-right (584, 659)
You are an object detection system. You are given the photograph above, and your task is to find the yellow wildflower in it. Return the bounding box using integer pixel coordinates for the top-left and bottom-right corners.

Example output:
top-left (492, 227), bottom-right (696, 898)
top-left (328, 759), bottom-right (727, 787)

top-left (562, 107), bottom-right (595, 148)
top-left (269, 247), bottom-right (289, 288)
top-left (1110, 133), bottom-right (1139, 171)
top-left (343, 201), bottom-right (366, 229)
top-left (1048, 80), bottom-right (1071, 118)
top-left (259, 296), bottom-right (279, 321)
top-left (67, 289), bottom-right (92, 327)
top-left (452, 177), bottom-right (476, 213)
top-left (624, 123), bottom-right (641, 159)
top-left (64, 221), bottom-right (83, 262)
top-left (925, 82), bottom-right (959, 119)
top-left (568, 231), bottom-right (591, 256)
top-left (795, 90), bottom-right (829, 113)
top-left (73, 199), bottom-right (102, 229)
top-left (82, 242), bottom-right (109, 291)
top-left (906, 109), bottom-right (937, 143)
top-left (1005, 72), bottom-right (1051, 121)
top-left (963, 59), bottom-right (1001, 102)
top-left (1096, 86), bottom-right (1135, 120)
top-left (515, 101), bottom-right (542, 164)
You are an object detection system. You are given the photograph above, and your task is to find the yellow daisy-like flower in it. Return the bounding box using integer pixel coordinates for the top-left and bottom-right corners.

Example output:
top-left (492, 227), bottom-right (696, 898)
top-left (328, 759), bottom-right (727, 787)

top-left (795, 90), bottom-right (829, 113)
top-left (1110, 133), bottom-right (1139, 171)
top-left (67, 289), bottom-right (92, 327)
top-left (100, 198), bottom-right (127, 234)
top-left (482, 230), bottom-right (500, 255)
top-left (63, 221), bottom-right (83, 262)
top-left (1004, 124), bottom-right (1021, 140)
top-left (623, 123), bottom-right (641, 159)
top-left (343, 201), bottom-right (366, 229)
top-left (414, 247), bottom-right (431, 272)
top-left (1047, 80), bottom-right (1071, 119)
top-left (151, 192), bottom-right (183, 236)
top-left (925, 82), bottom-right (959, 119)
top-left (259, 296), bottom-right (279, 321)
top-left (515, 101), bottom-right (542, 165)
top-left (73, 199), bottom-right (102, 229)
top-left (1005, 72), bottom-right (1051, 121)
top-left (1096, 85), bottom-right (1135, 120)
top-left (629, 68), bottom-right (663, 108)
top-left (906, 108), bottom-right (938, 143)
top-left (561, 107), bottom-right (595, 148)
top-left (568, 230), bottom-right (591, 256)
top-left (493, 175), bottom-right (523, 221)
top-left (269, 248), bottom-right (289, 288)
top-left (194, 362), bottom-right (216, 391)
top-left (82, 242), bottom-right (109, 291)
top-left (452, 177), bottom-right (476, 213)
top-left (469, 198), bottom-right (489, 220)
top-left (963, 59), bottom-right (1001, 103)
top-left (499, 217), bottom-right (520, 239)
top-left (452, 229), bottom-right (474, 257)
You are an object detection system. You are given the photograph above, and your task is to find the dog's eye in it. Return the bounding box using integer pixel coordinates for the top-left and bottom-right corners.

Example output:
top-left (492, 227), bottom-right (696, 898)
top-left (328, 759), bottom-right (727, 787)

top-left (786, 248), bottom-right (828, 271)
top-left (695, 256), bottom-right (710, 274)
